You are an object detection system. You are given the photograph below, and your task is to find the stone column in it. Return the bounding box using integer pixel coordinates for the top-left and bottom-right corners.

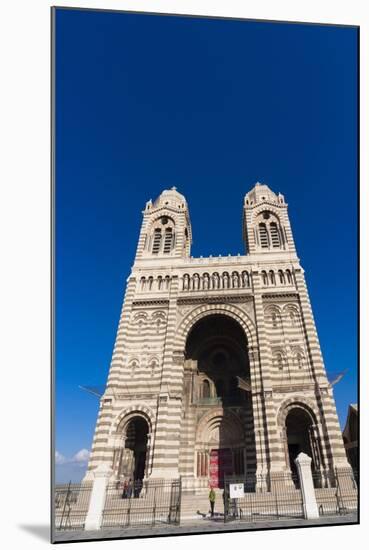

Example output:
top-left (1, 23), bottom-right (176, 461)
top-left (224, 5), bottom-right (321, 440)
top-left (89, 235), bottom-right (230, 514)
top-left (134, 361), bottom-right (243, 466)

top-left (294, 269), bottom-right (349, 471)
top-left (252, 273), bottom-right (285, 474)
top-left (115, 435), bottom-right (126, 479)
top-left (150, 276), bottom-right (183, 479)
top-left (295, 452), bottom-right (319, 519)
top-left (84, 463), bottom-right (112, 531)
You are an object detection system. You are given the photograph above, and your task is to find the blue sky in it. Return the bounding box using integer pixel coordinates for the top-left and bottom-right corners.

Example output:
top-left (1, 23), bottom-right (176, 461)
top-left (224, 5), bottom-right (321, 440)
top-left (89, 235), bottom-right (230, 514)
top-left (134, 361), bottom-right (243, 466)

top-left (54, 9), bottom-right (358, 482)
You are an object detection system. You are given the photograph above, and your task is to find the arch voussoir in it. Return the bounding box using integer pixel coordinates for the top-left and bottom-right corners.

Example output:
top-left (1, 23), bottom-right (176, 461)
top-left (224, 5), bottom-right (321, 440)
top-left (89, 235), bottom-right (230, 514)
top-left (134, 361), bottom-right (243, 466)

top-left (175, 303), bottom-right (257, 351)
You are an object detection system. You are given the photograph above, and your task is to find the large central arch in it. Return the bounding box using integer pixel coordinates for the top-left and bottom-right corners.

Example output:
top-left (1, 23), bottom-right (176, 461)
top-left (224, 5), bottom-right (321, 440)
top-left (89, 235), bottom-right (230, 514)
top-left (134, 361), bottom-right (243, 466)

top-left (176, 303), bottom-right (257, 352)
top-left (178, 307), bottom-right (258, 487)
top-left (186, 314), bottom-right (250, 405)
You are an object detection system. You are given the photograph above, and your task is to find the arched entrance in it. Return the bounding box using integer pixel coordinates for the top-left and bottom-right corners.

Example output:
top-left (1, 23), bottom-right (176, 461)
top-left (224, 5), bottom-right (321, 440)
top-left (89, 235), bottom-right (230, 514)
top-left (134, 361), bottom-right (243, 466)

top-left (285, 407), bottom-right (316, 475)
top-left (196, 411), bottom-right (246, 488)
top-left (186, 314), bottom-right (250, 406)
top-left (186, 314), bottom-right (256, 486)
top-left (119, 416), bottom-right (149, 481)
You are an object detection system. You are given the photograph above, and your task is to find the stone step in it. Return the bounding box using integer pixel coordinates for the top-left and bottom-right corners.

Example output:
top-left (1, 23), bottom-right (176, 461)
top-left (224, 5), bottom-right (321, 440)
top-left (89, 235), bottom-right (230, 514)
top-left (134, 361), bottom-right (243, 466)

top-left (180, 493), bottom-right (225, 518)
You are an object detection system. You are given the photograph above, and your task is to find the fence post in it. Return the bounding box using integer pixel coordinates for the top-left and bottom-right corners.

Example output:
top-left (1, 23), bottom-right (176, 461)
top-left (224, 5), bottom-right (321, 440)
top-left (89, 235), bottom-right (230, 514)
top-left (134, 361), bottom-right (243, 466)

top-left (295, 453), bottom-right (319, 519)
top-left (84, 463), bottom-right (112, 531)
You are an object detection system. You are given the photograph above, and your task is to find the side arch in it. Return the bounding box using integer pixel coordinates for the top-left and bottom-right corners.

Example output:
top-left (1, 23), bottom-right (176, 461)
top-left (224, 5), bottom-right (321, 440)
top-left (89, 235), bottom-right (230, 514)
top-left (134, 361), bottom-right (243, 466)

top-left (111, 404), bottom-right (155, 436)
top-left (277, 397), bottom-right (319, 428)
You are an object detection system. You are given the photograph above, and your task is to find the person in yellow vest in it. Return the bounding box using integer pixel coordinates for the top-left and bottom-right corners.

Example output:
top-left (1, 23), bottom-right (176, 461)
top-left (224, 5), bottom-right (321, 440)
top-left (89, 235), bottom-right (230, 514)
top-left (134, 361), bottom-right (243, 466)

top-left (209, 487), bottom-right (216, 517)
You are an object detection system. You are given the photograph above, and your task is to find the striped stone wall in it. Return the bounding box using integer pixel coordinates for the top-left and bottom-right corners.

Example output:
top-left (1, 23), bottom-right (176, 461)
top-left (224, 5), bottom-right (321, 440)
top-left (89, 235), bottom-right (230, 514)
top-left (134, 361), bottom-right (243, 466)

top-left (84, 185), bottom-right (350, 485)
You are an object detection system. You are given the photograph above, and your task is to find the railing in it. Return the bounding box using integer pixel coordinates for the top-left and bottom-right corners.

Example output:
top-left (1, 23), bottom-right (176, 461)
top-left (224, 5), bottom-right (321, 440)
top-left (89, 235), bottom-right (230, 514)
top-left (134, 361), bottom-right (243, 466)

top-left (101, 478), bottom-right (182, 529)
top-left (313, 468), bottom-right (358, 517)
top-left (223, 472), bottom-right (304, 523)
top-left (54, 482), bottom-right (93, 531)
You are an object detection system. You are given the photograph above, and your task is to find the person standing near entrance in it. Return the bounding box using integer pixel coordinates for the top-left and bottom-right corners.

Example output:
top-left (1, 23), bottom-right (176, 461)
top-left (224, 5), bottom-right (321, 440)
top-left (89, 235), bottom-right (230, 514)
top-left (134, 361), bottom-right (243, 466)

top-left (121, 479), bottom-right (128, 499)
top-left (209, 487), bottom-right (216, 517)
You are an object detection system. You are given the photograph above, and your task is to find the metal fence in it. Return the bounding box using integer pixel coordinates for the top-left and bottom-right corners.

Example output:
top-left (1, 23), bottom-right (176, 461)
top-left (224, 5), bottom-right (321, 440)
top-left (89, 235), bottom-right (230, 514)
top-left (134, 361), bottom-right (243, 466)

top-left (54, 482), bottom-right (93, 531)
top-left (223, 472), bottom-right (304, 523)
top-left (313, 468), bottom-right (358, 517)
top-left (101, 478), bottom-right (182, 529)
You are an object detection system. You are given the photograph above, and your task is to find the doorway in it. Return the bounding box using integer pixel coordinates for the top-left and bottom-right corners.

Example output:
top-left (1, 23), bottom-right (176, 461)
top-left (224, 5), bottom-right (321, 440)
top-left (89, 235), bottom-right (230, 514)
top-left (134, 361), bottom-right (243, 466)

top-left (121, 416), bottom-right (149, 481)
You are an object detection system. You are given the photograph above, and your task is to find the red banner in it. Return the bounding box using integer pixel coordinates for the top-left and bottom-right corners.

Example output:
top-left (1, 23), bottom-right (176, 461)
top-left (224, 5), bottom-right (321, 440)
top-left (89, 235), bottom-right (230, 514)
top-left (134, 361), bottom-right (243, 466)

top-left (209, 448), bottom-right (232, 488)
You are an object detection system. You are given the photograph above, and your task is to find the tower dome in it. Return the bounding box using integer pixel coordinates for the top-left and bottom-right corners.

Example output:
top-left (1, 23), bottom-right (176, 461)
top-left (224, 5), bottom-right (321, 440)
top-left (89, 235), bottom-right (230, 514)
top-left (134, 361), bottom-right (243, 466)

top-left (153, 187), bottom-right (187, 209)
top-left (244, 182), bottom-right (281, 206)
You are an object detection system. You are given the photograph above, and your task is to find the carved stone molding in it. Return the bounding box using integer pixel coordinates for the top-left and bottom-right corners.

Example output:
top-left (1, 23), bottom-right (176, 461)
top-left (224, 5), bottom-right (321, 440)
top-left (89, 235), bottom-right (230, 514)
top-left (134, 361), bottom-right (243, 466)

top-left (262, 293), bottom-right (298, 301)
top-left (177, 295), bottom-right (253, 306)
top-left (132, 299), bottom-right (169, 308)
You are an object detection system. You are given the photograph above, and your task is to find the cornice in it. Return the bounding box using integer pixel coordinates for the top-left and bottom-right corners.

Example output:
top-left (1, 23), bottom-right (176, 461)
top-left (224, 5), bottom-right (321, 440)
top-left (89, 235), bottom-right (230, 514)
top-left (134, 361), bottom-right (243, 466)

top-left (132, 299), bottom-right (170, 307)
top-left (177, 295), bottom-right (253, 306)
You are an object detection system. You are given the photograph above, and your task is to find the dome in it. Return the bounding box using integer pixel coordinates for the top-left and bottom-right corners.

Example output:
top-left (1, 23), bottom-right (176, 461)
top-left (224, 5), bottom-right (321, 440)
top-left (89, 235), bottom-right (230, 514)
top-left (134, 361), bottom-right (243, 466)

top-left (244, 182), bottom-right (283, 206)
top-left (153, 187), bottom-right (187, 208)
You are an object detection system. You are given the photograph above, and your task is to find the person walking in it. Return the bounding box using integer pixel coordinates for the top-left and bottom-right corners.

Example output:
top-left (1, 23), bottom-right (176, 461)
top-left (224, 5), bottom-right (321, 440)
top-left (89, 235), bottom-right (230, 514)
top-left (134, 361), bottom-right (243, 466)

top-left (209, 487), bottom-right (216, 517)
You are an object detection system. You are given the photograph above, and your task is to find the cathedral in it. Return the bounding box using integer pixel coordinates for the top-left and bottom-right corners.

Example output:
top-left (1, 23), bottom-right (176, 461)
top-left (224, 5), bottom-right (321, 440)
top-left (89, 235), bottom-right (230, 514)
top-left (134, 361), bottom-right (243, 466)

top-left (84, 183), bottom-right (349, 492)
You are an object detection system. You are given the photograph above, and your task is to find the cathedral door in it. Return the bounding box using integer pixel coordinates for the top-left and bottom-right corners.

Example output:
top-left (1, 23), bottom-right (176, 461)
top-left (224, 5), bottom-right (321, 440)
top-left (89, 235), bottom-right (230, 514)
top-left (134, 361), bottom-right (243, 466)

top-left (209, 448), bottom-right (233, 488)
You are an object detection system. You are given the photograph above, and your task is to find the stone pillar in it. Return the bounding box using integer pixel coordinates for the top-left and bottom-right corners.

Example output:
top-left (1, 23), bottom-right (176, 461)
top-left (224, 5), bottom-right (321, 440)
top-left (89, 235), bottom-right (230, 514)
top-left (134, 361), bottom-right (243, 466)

top-left (294, 269), bottom-right (349, 471)
top-left (150, 276), bottom-right (183, 479)
top-left (295, 452), bottom-right (319, 519)
top-left (116, 435), bottom-right (126, 479)
top-left (251, 274), bottom-right (285, 474)
top-left (84, 463), bottom-right (112, 531)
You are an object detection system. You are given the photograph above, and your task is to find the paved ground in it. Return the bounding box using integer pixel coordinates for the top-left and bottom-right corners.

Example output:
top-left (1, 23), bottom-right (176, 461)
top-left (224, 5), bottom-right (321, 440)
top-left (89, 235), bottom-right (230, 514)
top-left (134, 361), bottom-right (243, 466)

top-left (52, 513), bottom-right (358, 543)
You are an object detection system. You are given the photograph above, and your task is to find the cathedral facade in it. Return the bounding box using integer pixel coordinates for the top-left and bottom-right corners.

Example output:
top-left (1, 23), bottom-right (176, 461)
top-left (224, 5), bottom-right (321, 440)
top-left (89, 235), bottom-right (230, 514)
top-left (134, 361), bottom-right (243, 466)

top-left (84, 183), bottom-right (349, 491)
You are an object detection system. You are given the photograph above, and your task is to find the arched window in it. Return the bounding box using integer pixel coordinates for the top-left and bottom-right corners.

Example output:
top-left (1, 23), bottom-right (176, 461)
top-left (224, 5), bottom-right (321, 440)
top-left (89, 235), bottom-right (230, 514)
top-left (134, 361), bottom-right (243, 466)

top-left (157, 276), bottom-right (163, 290)
top-left (261, 270), bottom-right (268, 285)
top-left (259, 223), bottom-right (269, 248)
top-left (202, 379), bottom-right (211, 399)
top-left (270, 222), bottom-right (281, 248)
top-left (130, 360), bottom-right (138, 375)
top-left (165, 275), bottom-right (170, 290)
top-left (163, 227), bottom-right (174, 253)
top-left (286, 270), bottom-right (292, 284)
top-left (150, 360), bottom-right (158, 374)
top-left (270, 311), bottom-right (281, 328)
top-left (273, 352), bottom-right (284, 370)
top-left (278, 270), bottom-right (285, 284)
top-left (140, 277), bottom-right (146, 291)
top-left (152, 228), bottom-right (162, 254)
top-left (148, 276), bottom-right (153, 290)
top-left (295, 352), bottom-right (304, 369)
top-left (269, 270), bottom-right (276, 285)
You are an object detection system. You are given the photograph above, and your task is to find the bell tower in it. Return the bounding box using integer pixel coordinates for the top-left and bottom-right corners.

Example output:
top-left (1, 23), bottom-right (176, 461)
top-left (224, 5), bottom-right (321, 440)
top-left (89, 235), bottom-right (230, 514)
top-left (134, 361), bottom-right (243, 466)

top-left (243, 182), bottom-right (297, 256)
top-left (134, 187), bottom-right (192, 261)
